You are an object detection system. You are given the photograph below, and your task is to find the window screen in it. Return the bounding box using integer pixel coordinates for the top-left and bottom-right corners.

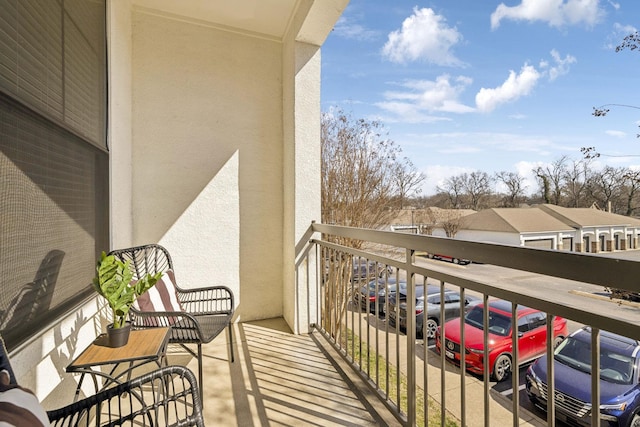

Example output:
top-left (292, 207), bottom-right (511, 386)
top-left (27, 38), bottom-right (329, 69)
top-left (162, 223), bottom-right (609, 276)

top-left (0, 0), bottom-right (107, 350)
top-left (0, 0), bottom-right (106, 149)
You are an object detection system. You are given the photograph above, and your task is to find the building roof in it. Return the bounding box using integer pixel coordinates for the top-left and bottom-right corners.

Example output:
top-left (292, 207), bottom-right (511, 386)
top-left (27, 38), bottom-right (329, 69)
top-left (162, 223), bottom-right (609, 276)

top-left (457, 205), bottom-right (640, 234)
top-left (459, 208), bottom-right (574, 233)
top-left (392, 207), bottom-right (476, 225)
top-left (538, 204), bottom-right (640, 228)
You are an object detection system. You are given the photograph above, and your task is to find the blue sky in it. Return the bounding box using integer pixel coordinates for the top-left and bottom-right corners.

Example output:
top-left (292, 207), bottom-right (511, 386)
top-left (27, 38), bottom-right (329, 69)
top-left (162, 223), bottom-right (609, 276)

top-left (321, 0), bottom-right (640, 196)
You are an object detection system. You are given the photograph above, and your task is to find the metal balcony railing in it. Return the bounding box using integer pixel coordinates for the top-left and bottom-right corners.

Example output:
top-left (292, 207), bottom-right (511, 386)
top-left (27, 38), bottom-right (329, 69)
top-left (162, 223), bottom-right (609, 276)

top-left (304, 223), bottom-right (640, 427)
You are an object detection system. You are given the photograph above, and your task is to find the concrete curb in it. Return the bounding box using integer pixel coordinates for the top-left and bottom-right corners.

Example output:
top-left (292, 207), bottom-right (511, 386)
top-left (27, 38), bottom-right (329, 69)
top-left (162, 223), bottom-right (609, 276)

top-left (568, 289), bottom-right (640, 308)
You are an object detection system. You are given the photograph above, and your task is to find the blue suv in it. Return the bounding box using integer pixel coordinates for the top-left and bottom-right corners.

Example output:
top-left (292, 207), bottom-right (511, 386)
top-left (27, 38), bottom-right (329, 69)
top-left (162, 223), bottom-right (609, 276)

top-left (526, 327), bottom-right (640, 426)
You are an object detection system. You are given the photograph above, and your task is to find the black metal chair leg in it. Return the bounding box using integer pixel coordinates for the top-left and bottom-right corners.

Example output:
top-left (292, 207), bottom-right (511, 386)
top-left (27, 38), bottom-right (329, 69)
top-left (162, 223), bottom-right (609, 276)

top-left (197, 343), bottom-right (203, 402)
top-left (228, 323), bottom-right (234, 363)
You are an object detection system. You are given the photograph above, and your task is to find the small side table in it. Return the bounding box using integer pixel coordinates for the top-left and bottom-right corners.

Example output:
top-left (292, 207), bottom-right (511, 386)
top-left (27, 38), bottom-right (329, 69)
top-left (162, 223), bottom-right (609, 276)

top-left (67, 327), bottom-right (171, 401)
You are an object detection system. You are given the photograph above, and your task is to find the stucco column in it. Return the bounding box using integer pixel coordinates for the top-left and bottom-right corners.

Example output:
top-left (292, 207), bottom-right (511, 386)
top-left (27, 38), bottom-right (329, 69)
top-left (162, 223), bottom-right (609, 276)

top-left (282, 37), bottom-right (322, 334)
top-left (108, 0), bottom-right (134, 249)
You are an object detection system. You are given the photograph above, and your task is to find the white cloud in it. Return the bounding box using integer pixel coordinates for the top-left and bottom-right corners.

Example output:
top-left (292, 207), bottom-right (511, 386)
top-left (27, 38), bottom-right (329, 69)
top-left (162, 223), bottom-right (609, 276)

top-left (475, 64), bottom-right (541, 113)
top-left (509, 113), bottom-right (528, 119)
top-left (407, 135), bottom-right (578, 196)
top-left (490, 0), bottom-right (604, 30)
top-left (375, 75), bottom-right (475, 122)
top-left (515, 160), bottom-right (544, 195)
top-left (606, 130), bottom-right (627, 138)
top-left (422, 165), bottom-right (473, 195)
top-left (333, 16), bottom-right (379, 41)
top-left (382, 8), bottom-right (463, 66)
top-left (544, 49), bottom-right (577, 80)
top-left (374, 103), bottom-right (453, 124)
top-left (409, 131), bottom-right (559, 156)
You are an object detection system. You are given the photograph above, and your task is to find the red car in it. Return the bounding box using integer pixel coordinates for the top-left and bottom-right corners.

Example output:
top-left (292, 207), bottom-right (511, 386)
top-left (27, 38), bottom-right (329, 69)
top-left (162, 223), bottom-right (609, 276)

top-left (427, 253), bottom-right (470, 265)
top-left (435, 299), bottom-right (568, 381)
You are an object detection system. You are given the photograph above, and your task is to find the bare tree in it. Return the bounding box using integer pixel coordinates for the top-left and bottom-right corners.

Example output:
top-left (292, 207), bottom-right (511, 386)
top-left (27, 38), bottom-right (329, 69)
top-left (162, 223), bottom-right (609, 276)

top-left (534, 156), bottom-right (568, 205)
top-left (535, 171), bottom-right (551, 204)
top-left (321, 109), bottom-right (417, 247)
top-left (562, 158), bottom-right (592, 207)
top-left (322, 109), bottom-right (419, 341)
top-left (393, 158), bottom-right (426, 209)
top-left (620, 169), bottom-right (640, 216)
top-left (586, 166), bottom-right (624, 212)
top-left (441, 210), bottom-right (463, 238)
top-left (461, 171), bottom-right (492, 210)
top-left (438, 171), bottom-right (492, 210)
top-left (617, 31), bottom-right (640, 52)
top-left (437, 175), bottom-right (465, 208)
top-left (495, 171), bottom-right (527, 207)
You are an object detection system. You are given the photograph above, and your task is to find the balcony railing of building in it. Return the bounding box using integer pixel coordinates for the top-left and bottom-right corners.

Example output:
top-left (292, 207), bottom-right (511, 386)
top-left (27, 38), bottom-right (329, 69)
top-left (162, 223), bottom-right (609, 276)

top-left (303, 222), bottom-right (640, 427)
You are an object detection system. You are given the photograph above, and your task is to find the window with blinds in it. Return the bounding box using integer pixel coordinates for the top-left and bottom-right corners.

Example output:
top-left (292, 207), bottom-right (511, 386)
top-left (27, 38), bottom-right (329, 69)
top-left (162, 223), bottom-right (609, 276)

top-left (0, 0), bottom-right (108, 350)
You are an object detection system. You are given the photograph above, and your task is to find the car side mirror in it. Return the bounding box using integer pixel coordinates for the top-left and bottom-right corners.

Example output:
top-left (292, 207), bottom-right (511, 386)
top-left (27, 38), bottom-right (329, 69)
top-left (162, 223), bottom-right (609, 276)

top-left (518, 332), bottom-right (524, 338)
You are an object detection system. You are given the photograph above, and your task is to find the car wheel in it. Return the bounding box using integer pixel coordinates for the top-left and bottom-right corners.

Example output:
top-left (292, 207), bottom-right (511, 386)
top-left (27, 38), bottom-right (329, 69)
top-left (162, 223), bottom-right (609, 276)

top-left (492, 354), bottom-right (512, 382)
top-left (427, 253), bottom-right (434, 259)
top-left (424, 318), bottom-right (438, 339)
top-left (630, 414), bottom-right (640, 427)
top-left (453, 258), bottom-right (460, 264)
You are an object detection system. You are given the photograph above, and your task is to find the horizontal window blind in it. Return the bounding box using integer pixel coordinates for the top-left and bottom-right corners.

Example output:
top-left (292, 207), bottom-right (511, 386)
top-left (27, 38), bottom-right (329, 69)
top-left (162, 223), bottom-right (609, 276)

top-left (0, 0), bottom-right (106, 150)
top-left (0, 0), bottom-right (107, 351)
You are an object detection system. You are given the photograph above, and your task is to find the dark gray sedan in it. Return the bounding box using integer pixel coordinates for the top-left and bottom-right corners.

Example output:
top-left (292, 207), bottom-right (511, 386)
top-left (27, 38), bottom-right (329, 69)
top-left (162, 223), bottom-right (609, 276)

top-left (355, 277), bottom-right (407, 315)
top-left (390, 288), bottom-right (481, 339)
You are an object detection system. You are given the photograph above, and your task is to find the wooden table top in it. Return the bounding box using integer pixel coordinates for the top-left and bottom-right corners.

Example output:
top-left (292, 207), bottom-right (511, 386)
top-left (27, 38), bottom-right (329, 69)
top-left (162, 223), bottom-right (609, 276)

top-left (67, 327), bottom-right (171, 371)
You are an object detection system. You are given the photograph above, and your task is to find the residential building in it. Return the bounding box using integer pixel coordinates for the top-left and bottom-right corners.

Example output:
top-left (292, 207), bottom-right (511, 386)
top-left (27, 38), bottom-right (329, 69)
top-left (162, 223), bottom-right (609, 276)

top-left (429, 205), bottom-right (640, 252)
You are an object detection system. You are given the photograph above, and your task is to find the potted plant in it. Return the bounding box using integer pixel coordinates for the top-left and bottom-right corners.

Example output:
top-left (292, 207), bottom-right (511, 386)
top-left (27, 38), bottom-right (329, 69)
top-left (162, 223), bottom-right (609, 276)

top-left (92, 252), bottom-right (161, 347)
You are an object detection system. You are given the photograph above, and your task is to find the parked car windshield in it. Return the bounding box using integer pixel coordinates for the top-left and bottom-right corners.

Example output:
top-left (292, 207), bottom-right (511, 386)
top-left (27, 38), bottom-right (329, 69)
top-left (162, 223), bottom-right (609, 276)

top-left (554, 336), bottom-right (635, 384)
top-left (464, 306), bottom-right (511, 337)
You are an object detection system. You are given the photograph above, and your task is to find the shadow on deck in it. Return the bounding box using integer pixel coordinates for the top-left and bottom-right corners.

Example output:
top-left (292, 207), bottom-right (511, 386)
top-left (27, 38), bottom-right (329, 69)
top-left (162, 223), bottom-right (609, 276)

top-left (173, 318), bottom-right (395, 426)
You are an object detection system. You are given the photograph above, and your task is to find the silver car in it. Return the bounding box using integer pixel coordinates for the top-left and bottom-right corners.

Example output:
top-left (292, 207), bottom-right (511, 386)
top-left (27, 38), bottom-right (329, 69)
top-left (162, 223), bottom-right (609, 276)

top-left (391, 288), bottom-right (481, 339)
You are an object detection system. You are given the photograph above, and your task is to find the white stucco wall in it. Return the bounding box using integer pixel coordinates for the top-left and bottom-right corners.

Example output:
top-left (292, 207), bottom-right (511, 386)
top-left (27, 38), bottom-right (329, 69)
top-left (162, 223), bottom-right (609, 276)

top-left (128, 10), bottom-right (284, 321)
top-left (109, 0), bottom-right (134, 248)
top-left (455, 230), bottom-right (523, 246)
top-left (282, 36), bottom-right (322, 333)
top-left (10, 299), bottom-right (108, 411)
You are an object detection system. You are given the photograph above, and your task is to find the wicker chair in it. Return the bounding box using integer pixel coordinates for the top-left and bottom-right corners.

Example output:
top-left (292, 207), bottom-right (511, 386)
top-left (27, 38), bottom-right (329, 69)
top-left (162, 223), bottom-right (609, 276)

top-left (47, 365), bottom-right (204, 427)
top-left (108, 244), bottom-right (234, 398)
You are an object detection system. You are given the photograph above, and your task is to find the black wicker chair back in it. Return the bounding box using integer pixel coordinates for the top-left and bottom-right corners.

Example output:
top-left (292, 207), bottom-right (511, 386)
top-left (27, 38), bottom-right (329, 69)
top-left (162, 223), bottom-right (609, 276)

top-left (108, 243), bottom-right (235, 399)
top-left (47, 365), bottom-right (204, 427)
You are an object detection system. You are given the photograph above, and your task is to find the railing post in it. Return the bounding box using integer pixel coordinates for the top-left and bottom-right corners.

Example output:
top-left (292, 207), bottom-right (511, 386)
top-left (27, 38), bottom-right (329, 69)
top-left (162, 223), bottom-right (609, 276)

top-left (406, 248), bottom-right (416, 426)
top-left (512, 302), bottom-right (519, 426)
top-left (440, 282), bottom-right (446, 427)
top-left (591, 327), bottom-right (601, 427)
top-left (546, 315), bottom-right (555, 426)
top-left (483, 293), bottom-right (490, 426)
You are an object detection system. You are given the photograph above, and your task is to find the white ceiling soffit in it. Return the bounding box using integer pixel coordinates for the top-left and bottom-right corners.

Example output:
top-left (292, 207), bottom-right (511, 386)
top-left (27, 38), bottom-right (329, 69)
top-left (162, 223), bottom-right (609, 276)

top-left (131, 0), bottom-right (347, 44)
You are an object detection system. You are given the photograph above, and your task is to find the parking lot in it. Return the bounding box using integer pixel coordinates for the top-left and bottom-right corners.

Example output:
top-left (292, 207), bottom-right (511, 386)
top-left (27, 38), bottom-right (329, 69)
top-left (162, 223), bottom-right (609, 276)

top-left (347, 252), bottom-right (640, 426)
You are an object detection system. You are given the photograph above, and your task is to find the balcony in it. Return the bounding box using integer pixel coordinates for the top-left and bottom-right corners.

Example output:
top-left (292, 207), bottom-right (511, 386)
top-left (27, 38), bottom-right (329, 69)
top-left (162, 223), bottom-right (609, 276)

top-left (187, 222), bottom-right (640, 426)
